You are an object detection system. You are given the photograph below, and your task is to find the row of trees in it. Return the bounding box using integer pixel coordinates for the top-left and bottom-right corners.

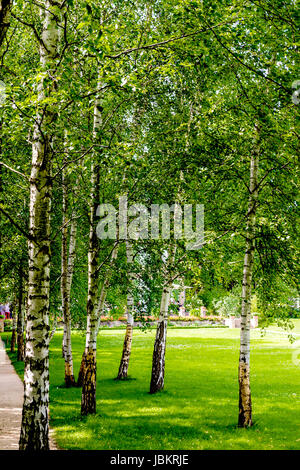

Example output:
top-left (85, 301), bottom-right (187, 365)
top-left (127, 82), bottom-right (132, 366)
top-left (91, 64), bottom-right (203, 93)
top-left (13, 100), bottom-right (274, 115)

top-left (0, 0), bottom-right (298, 450)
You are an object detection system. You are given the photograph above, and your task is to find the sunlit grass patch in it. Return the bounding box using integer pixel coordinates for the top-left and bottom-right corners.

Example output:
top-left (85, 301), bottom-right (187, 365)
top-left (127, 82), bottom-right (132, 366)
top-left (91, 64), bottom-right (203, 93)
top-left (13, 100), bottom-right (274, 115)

top-left (2, 321), bottom-right (299, 450)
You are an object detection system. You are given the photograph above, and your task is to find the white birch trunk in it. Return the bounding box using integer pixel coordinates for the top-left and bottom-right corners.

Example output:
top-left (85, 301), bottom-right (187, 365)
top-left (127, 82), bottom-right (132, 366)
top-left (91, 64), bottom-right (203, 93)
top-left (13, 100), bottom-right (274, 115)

top-left (61, 166), bottom-right (68, 360)
top-left (10, 297), bottom-right (17, 353)
top-left (150, 285), bottom-right (171, 393)
top-left (178, 287), bottom-right (186, 317)
top-left (116, 241), bottom-right (134, 379)
top-left (0, 0), bottom-right (12, 47)
top-left (78, 245), bottom-right (118, 390)
top-left (150, 211), bottom-right (178, 393)
top-left (49, 316), bottom-right (57, 342)
top-left (60, 163), bottom-right (77, 386)
top-left (19, 1), bottom-right (62, 450)
top-left (95, 244), bottom-right (118, 334)
top-left (17, 262), bottom-right (25, 361)
top-left (238, 124), bottom-right (260, 427)
top-left (81, 86), bottom-right (102, 415)
top-left (64, 212), bottom-right (77, 384)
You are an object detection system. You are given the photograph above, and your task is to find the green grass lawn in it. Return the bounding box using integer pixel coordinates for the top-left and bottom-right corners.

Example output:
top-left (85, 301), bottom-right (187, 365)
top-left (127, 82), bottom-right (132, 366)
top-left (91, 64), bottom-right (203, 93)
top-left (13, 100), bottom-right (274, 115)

top-left (1, 322), bottom-right (300, 450)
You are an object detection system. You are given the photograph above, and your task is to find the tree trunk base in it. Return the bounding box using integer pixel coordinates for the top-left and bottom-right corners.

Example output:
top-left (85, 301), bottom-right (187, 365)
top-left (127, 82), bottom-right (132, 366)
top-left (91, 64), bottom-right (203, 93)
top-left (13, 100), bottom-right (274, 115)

top-left (114, 375), bottom-right (132, 381)
top-left (238, 408), bottom-right (253, 428)
top-left (17, 334), bottom-right (24, 362)
top-left (238, 416), bottom-right (253, 428)
top-left (65, 375), bottom-right (76, 388)
top-left (115, 374), bottom-right (128, 380)
top-left (238, 361), bottom-right (253, 427)
top-left (10, 330), bottom-right (16, 353)
top-left (19, 361), bottom-right (50, 450)
top-left (64, 356), bottom-right (76, 387)
top-left (116, 325), bottom-right (133, 380)
top-left (65, 371), bottom-right (76, 388)
top-left (19, 407), bottom-right (50, 450)
top-left (77, 349), bottom-right (87, 387)
top-left (149, 384), bottom-right (164, 394)
top-left (81, 349), bottom-right (97, 415)
top-left (150, 320), bottom-right (167, 394)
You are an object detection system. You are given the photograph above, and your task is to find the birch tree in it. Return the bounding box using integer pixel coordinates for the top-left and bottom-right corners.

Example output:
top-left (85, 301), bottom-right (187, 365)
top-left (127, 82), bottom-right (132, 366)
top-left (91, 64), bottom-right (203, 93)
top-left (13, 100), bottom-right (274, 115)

top-left (0, 0), bottom-right (12, 48)
top-left (60, 164), bottom-right (77, 386)
top-left (150, 245), bottom-right (176, 394)
top-left (77, 241), bottom-right (118, 387)
top-left (149, 284), bottom-right (172, 394)
top-left (19, 1), bottom-right (64, 450)
top-left (80, 85), bottom-right (102, 415)
top-left (238, 124), bottom-right (260, 427)
top-left (17, 259), bottom-right (25, 361)
top-left (116, 241), bottom-right (134, 380)
top-left (10, 298), bottom-right (17, 352)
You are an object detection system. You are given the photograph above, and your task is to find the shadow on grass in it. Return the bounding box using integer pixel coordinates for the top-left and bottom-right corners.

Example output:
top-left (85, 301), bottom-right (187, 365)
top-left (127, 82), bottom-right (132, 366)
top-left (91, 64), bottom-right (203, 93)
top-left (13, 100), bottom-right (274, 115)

top-left (113, 376), bottom-right (137, 382)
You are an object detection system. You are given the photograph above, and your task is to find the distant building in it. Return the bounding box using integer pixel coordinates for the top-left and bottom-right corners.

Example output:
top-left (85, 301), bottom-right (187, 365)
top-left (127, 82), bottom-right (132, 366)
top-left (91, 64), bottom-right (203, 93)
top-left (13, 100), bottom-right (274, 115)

top-left (0, 303), bottom-right (11, 319)
top-left (224, 316), bottom-right (259, 329)
top-left (172, 284), bottom-right (192, 316)
top-left (289, 297), bottom-right (300, 311)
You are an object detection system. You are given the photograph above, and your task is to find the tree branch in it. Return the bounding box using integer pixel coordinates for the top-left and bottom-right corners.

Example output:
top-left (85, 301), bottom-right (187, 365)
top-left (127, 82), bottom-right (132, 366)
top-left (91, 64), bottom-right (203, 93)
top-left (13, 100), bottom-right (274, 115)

top-left (11, 12), bottom-right (50, 52)
top-left (206, 18), bottom-right (289, 92)
top-left (105, 19), bottom-right (239, 59)
top-left (0, 161), bottom-right (29, 180)
top-left (0, 207), bottom-right (34, 241)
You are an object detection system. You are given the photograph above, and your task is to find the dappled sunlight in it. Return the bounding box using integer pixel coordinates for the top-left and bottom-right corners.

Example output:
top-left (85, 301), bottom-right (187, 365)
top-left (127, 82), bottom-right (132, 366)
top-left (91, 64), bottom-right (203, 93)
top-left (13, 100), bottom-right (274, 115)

top-left (3, 326), bottom-right (299, 450)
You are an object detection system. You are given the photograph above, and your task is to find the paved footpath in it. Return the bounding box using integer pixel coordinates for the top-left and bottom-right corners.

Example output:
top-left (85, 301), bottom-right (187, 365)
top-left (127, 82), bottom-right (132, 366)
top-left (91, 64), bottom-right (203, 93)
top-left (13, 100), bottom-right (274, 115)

top-left (0, 338), bottom-right (57, 450)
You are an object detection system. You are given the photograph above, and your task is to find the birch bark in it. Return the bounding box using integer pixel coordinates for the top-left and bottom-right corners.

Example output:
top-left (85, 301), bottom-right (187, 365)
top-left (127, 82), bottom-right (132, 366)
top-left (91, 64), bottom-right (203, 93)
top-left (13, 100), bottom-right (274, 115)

top-left (238, 124), bottom-right (260, 427)
top-left (150, 285), bottom-right (171, 394)
top-left (0, 0), bottom-right (12, 48)
top-left (64, 212), bottom-right (77, 385)
top-left (95, 244), bottom-right (118, 334)
top-left (78, 245), bottom-right (118, 389)
top-left (81, 89), bottom-right (102, 415)
top-left (10, 299), bottom-right (17, 353)
top-left (150, 245), bottom-right (176, 394)
top-left (116, 241), bottom-right (134, 380)
top-left (17, 261), bottom-right (25, 361)
top-left (19, 1), bottom-right (62, 450)
top-left (60, 165), bottom-right (77, 386)
top-left (61, 166), bottom-right (68, 360)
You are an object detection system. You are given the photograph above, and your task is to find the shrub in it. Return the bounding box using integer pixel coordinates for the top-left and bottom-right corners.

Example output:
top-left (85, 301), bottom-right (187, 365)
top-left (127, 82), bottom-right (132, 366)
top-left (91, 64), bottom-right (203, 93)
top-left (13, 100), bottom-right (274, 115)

top-left (168, 315), bottom-right (222, 322)
top-left (100, 316), bottom-right (114, 322)
top-left (212, 293), bottom-right (241, 317)
top-left (4, 319), bottom-right (13, 331)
